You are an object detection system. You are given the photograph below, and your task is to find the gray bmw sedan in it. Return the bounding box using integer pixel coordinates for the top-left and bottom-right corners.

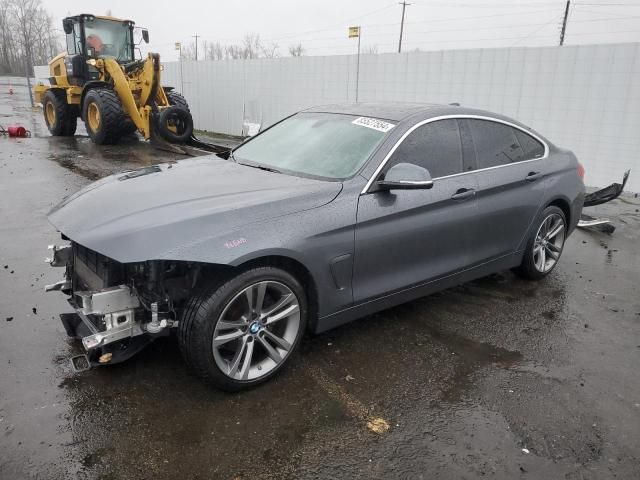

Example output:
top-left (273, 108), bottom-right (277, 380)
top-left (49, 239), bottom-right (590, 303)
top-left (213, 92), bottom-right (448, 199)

top-left (46, 103), bottom-right (585, 390)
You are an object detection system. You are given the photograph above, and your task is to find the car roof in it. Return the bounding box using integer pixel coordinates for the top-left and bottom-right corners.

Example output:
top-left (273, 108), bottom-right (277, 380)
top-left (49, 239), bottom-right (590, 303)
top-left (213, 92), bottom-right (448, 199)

top-left (302, 102), bottom-right (547, 141)
top-left (303, 102), bottom-right (445, 122)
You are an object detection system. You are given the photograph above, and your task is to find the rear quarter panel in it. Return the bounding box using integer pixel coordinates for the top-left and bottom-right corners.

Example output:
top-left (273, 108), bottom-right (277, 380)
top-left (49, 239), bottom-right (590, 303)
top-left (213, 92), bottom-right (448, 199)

top-left (517, 147), bottom-right (584, 251)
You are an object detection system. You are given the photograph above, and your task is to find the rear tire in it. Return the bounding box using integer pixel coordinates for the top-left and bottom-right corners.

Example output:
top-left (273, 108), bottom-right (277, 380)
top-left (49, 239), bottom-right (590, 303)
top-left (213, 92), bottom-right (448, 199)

top-left (82, 88), bottom-right (126, 145)
top-left (43, 89), bottom-right (77, 137)
top-left (178, 267), bottom-right (308, 391)
top-left (120, 120), bottom-right (138, 137)
top-left (166, 90), bottom-right (190, 112)
top-left (514, 206), bottom-right (567, 280)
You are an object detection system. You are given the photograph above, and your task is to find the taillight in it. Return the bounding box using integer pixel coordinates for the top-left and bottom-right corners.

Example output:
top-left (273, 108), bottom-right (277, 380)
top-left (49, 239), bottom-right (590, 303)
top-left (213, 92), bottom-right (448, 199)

top-left (577, 162), bottom-right (585, 180)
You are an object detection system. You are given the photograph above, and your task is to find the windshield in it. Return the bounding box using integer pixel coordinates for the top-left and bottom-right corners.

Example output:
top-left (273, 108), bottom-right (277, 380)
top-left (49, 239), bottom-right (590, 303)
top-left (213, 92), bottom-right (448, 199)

top-left (232, 112), bottom-right (394, 180)
top-left (84, 18), bottom-right (133, 62)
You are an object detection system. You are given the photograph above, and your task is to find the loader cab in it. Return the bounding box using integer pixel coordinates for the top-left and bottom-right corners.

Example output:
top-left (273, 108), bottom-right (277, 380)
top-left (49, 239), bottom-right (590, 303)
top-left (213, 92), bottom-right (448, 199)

top-left (62, 15), bottom-right (145, 84)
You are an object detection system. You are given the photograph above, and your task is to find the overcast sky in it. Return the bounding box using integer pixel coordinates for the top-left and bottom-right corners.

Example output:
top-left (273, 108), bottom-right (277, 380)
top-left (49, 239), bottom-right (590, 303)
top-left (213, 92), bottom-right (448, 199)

top-left (41, 0), bottom-right (640, 60)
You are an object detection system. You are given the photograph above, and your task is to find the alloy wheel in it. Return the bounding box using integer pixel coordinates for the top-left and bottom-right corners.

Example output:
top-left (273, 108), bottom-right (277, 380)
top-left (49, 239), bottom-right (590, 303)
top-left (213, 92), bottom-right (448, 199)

top-left (533, 212), bottom-right (565, 273)
top-left (212, 281), bottom-right (301, 381)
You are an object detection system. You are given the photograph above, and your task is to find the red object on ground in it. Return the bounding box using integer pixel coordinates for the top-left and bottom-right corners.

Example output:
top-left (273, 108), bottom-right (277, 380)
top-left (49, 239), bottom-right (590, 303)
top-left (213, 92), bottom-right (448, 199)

top-left (7, 125), bottom-right (28, 137)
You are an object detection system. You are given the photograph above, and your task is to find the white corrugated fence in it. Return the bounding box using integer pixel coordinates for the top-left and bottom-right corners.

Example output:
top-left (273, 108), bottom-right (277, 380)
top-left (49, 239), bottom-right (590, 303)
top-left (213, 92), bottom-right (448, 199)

top-left (160, 43), bottom-right (640, 191)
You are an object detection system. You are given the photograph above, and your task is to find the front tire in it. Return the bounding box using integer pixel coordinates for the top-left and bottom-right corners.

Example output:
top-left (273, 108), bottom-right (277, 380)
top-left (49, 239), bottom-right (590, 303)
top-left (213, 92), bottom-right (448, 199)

top-left (42, 89), bottom-right (77, 136)
top-left (514, 206), bottom-right (567, 280)
top-left (82, 88), bottom-right (126, 145)
top-left (179, 267), bottom-right (308, 391)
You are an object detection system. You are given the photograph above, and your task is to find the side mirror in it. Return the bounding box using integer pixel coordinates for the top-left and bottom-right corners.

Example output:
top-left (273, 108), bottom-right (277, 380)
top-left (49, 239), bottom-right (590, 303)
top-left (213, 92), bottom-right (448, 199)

top-left (62, 19), bottom-right (73, 35)
top-left (375, 162), bottom-right (434, 191)
top-left (142, 29), bottom-right (149, 43)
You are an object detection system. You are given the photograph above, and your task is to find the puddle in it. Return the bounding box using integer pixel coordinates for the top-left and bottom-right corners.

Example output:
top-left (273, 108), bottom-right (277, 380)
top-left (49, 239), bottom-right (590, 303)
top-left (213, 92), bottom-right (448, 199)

top-left (422, 323), bottom-right (523, 403)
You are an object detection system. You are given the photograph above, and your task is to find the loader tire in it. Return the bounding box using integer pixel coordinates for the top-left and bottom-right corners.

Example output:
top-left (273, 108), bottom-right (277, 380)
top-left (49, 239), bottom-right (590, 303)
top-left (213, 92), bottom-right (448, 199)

top-left (161, 90), bottom-right (193, 143)
top-left (82, 88), bottom-right (126, 145)
top-left (43, 89), bottom-right (77, 137)
top-left (120, 119), bottom-right (138, 137)
top-left (166, 91), bottom-right (190, 112)
top-left (157, 106), bottom-right (193, 144)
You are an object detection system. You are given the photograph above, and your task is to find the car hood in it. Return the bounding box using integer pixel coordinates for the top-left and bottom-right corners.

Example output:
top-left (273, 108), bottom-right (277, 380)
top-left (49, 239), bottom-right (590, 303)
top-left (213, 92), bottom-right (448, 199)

top-left (48, 156), bottom-right (342, 262)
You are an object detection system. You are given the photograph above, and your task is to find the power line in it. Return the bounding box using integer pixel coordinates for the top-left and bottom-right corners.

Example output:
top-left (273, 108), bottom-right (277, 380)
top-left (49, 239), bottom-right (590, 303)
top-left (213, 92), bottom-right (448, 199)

top-left (512, 14), bottom-right (565, 46)
top-left (267, 15), bottom-right (640, 45)
top-left (296, 27), bottom-right (638, 52)
top-left (412, 0), bottom-right (561, 7)
top-left (260, 3), bottom-right (398, 43)
top-left (574, 2), bottom-right (640, 5)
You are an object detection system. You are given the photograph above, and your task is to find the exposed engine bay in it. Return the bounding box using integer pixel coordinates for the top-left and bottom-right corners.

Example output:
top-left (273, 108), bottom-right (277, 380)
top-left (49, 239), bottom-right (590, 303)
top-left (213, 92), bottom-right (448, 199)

top-left (46, 241), bottom-right (210, 370)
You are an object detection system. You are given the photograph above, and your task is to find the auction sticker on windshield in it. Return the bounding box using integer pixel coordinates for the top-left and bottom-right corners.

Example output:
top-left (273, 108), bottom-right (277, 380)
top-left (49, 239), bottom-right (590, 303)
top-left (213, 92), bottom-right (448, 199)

top-left (352, 117), bottom-right (395, 133)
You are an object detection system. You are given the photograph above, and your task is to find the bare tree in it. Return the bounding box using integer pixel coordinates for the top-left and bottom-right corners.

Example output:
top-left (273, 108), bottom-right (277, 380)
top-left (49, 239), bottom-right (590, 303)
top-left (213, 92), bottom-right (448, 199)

top-left (182, 34), bottom-right (288, 62)
top-left (242, 33), bottom-right (261, 59)
top-left (0, 1), bottom-right (16, 73)
top-left (204, 41), bottom-right (224, 61)
top-left (288, 43), bottom-right (305, 57)
top-left (0, 0), bottom-right (60, 75)
top-left (225, 44), bottom-right (244, 60)
top-left (260, 42), bottom-right (279, 59)
top-left (180, 42), bottom-right (197, 61)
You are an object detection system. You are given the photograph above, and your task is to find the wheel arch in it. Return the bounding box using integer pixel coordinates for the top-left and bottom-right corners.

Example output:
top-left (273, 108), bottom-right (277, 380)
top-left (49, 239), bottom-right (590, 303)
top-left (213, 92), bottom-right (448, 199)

top-left (545, 196), bottom-right (572, 227)
top-left (517, 195), bottom-right (572, 252)
top-left (192, 253), bottom-right (319, 333)
top-left (237, 255), bottom-right (319, 333)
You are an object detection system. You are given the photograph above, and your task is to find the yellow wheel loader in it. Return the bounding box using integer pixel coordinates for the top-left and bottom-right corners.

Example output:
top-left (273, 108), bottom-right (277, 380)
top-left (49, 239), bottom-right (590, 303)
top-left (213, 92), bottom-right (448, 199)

top-left (34, 14), bottom-right (224, 153)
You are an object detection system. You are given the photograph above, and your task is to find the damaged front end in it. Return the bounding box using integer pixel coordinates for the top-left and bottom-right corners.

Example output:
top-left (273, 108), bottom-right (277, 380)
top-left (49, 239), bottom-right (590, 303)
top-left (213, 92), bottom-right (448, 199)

top-left (45, 241), bottom-right (198, 371)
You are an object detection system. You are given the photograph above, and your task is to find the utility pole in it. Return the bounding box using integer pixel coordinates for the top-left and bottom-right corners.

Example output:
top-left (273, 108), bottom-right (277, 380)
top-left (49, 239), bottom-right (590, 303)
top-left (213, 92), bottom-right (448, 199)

top-left (193, 34), bottom-right (200, 60)
top-left (560, 0), bottom-right (570, 46)
top-left (398, 1), bottom-right (411, 53)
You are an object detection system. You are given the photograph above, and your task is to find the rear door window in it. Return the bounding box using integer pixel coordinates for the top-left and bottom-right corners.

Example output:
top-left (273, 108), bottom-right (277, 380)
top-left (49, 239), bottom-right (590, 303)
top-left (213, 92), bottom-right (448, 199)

top-left (386, 119), bottom-right (463, 178)
top-left (465, 119), bottom-right (526, 169)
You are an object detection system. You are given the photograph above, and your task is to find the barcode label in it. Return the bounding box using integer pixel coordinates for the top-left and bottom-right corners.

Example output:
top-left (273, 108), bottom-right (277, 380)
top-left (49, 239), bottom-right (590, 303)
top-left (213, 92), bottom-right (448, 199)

top-left (352, 117), bottom-right (395, 133)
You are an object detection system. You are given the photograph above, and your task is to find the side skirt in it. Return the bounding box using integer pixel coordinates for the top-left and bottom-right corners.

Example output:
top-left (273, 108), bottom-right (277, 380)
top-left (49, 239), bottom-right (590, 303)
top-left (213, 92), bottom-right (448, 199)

top-left (314, 253), bottom-right (521, 333)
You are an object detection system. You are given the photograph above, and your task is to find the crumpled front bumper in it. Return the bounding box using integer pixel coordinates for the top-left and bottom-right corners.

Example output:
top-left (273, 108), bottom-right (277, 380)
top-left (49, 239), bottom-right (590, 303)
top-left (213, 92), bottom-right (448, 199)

top-left (45, 244), bottom-right (151, 368)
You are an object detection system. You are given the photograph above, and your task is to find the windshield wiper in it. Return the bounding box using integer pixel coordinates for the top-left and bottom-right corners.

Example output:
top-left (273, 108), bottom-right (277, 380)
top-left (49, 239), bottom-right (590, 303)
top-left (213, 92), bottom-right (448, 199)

top-left (237, 162), bottom-right (281, 174)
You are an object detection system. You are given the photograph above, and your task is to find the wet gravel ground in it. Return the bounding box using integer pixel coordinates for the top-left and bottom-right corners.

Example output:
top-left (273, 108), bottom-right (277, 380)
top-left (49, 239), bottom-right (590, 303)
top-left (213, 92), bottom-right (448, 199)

top-left (1, 79), bottom-right (639, 480)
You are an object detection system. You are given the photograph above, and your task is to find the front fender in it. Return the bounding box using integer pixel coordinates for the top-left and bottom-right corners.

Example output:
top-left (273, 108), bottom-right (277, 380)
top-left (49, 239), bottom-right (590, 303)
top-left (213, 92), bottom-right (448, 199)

top-left (156, 188), bottom-right (359, 317)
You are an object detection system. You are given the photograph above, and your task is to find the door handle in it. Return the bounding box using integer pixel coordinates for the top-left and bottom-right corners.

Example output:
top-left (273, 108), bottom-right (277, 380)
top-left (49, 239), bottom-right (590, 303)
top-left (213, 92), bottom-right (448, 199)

top-left (451, 188), bottom-right (476, 201)
top-left (525, 171), bottom-right (543, 182)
